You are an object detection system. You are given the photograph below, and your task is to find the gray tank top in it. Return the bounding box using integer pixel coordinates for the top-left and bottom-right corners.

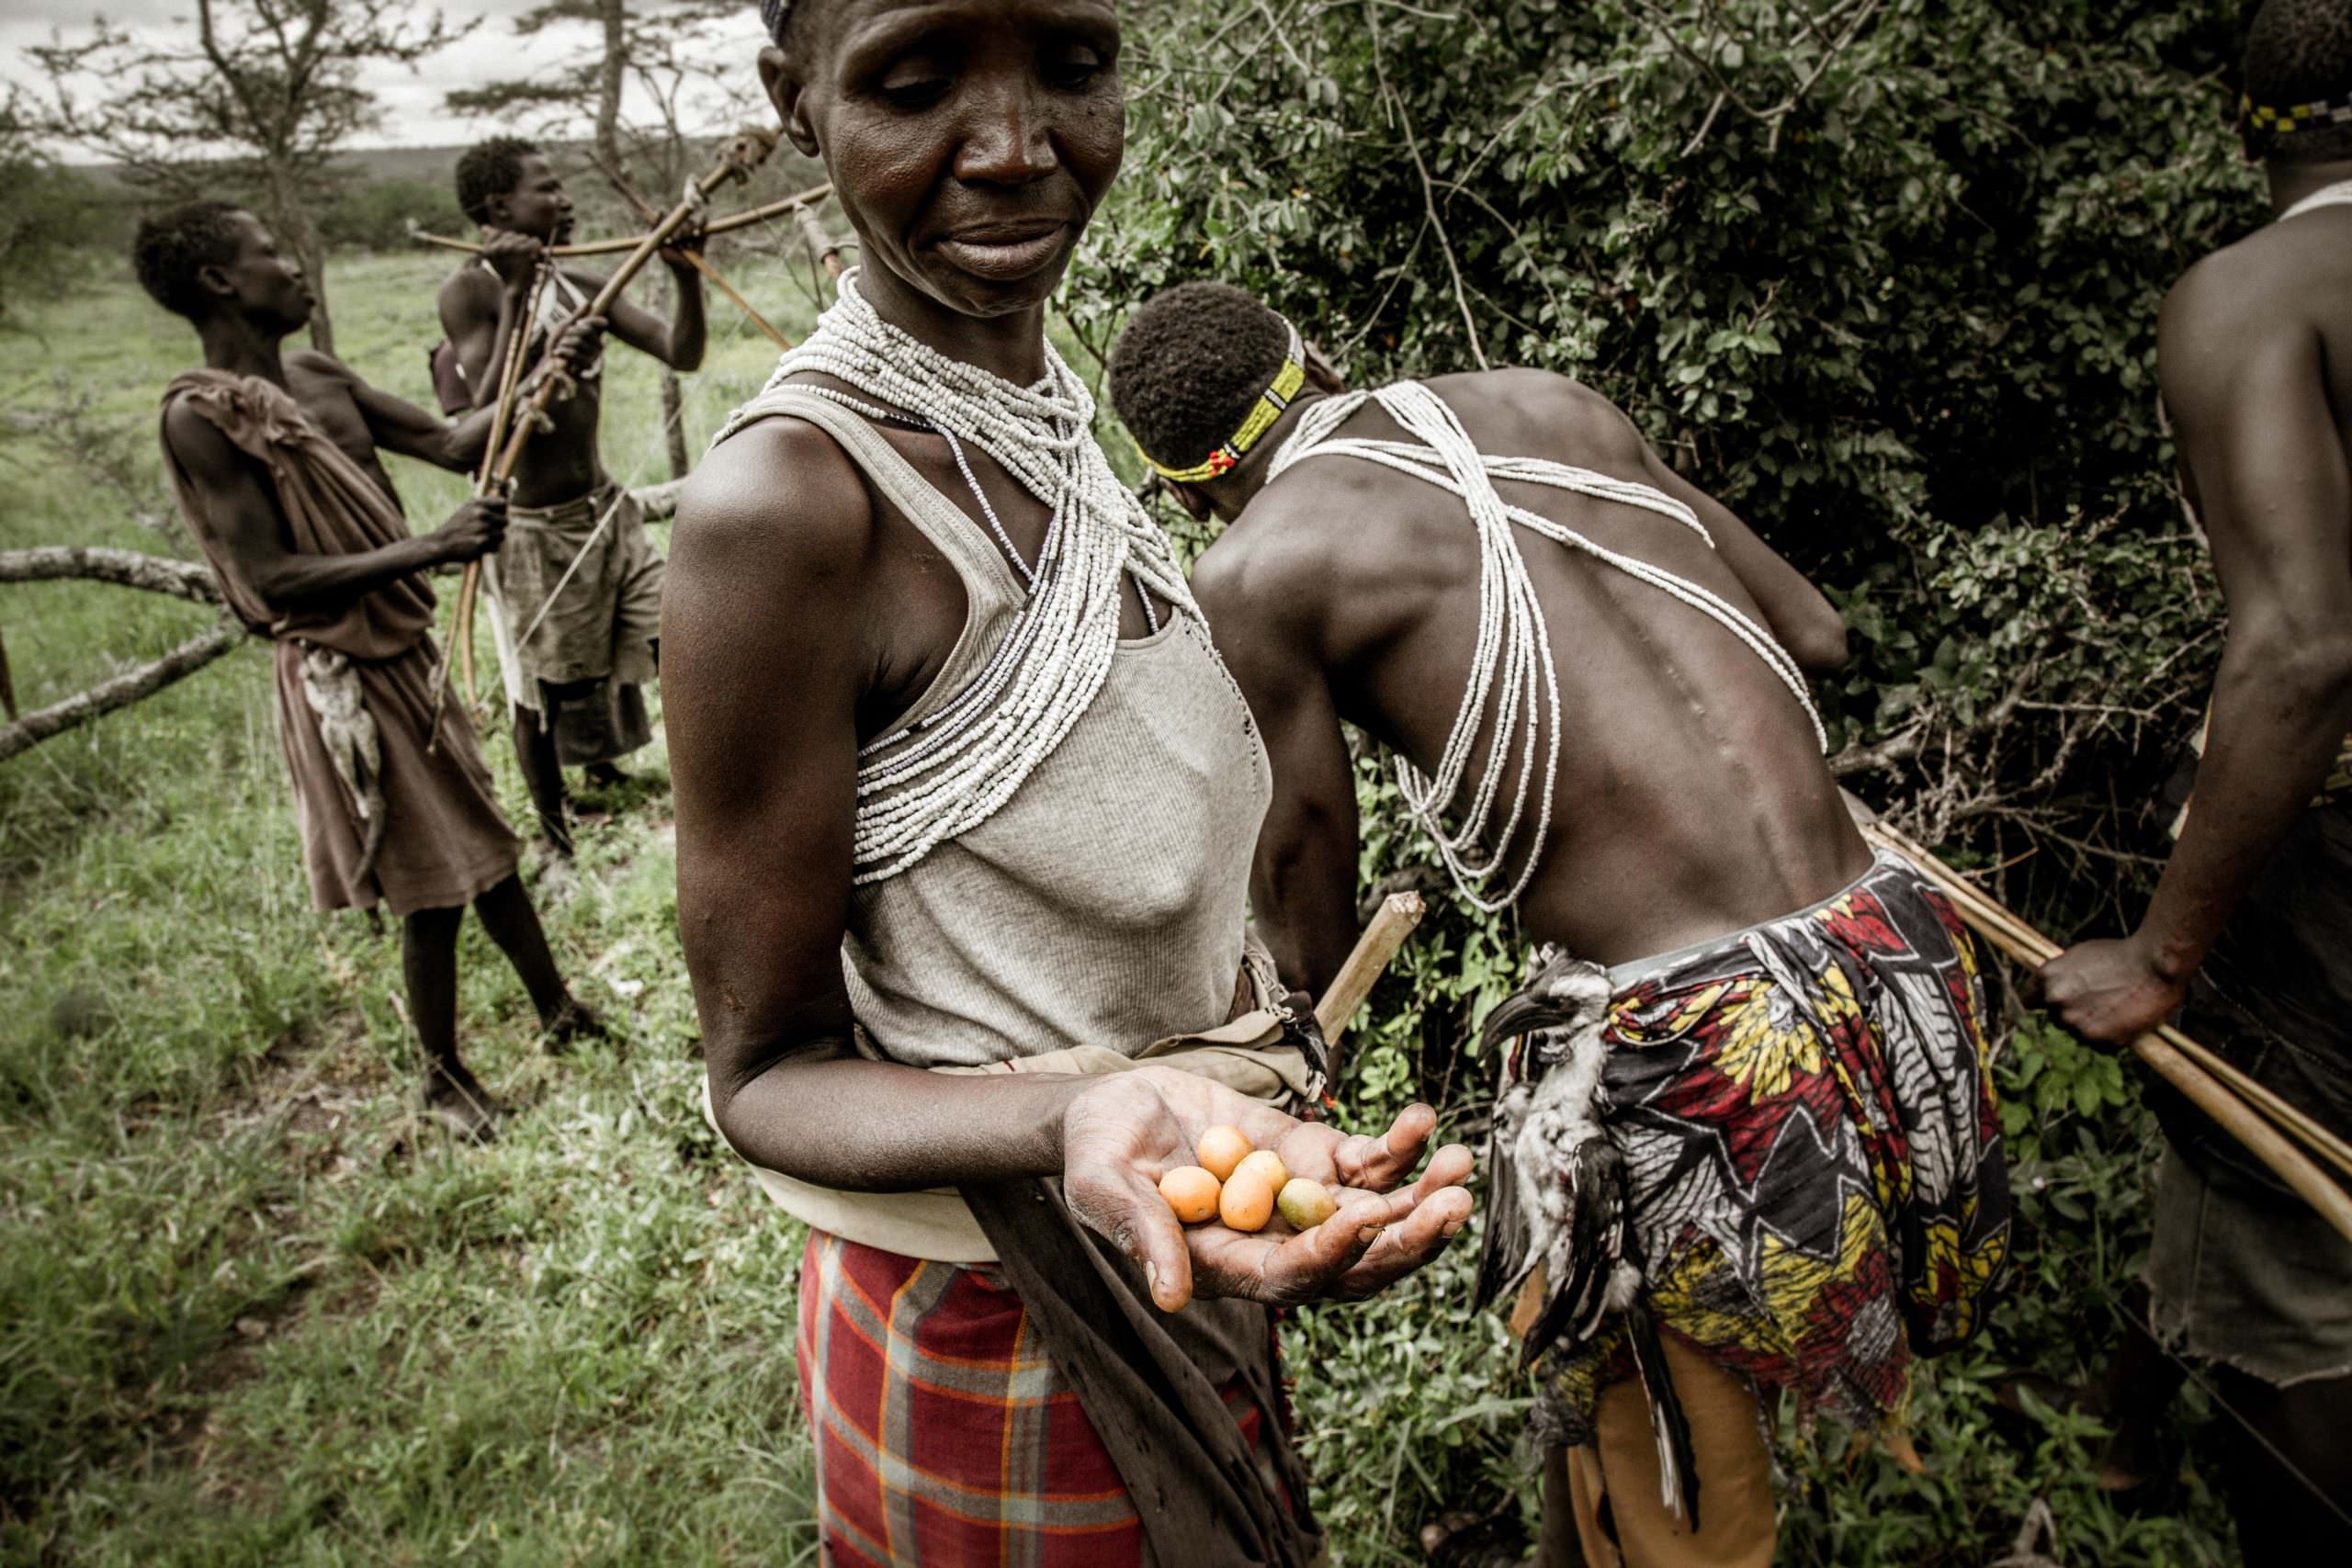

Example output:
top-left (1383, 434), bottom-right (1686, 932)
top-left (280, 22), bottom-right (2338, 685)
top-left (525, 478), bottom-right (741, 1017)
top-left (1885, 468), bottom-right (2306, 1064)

top-left (715, 388), bottom-right (1272, 1066)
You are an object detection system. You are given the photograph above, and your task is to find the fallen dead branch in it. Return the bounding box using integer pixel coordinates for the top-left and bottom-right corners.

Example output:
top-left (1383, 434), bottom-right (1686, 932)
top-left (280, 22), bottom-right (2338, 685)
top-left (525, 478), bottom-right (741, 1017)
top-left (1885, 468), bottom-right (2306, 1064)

top-left (0, 620), bottom-right (244, 764)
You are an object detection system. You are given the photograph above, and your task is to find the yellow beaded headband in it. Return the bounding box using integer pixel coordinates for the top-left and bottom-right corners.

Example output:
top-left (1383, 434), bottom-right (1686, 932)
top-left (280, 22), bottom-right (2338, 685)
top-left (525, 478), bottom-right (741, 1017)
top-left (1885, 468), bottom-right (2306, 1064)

top-left (1145, 318), bottom-right (1307, 484)
top-left (2242, 87), bottom-right (2352, 149)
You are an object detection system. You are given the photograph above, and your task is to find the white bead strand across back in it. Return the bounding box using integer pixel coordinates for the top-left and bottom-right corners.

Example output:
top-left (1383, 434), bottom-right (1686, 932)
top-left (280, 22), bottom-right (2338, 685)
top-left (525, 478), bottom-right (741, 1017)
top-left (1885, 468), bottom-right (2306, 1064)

top-left (1271, 381), bottom-right (1828, 914)
top-left (710, 269), bottom-right (1198, 885)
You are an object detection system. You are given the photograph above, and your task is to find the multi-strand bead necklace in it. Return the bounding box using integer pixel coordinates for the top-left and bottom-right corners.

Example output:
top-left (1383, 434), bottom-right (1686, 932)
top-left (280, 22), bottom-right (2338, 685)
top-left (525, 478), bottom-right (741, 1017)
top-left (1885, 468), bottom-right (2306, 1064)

top-left (1271, 381), bottom-right (1827, 913)
top-left (721, 269), bottom-right (1198, 885)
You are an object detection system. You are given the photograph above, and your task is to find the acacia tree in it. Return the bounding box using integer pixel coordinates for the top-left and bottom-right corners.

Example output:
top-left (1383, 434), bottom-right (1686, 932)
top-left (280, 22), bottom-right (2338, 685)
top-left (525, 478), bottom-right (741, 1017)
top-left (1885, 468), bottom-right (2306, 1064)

top-left (27, 0), bottom-right (468, 355)
top-left (447, 0), bottom-right (751, 479)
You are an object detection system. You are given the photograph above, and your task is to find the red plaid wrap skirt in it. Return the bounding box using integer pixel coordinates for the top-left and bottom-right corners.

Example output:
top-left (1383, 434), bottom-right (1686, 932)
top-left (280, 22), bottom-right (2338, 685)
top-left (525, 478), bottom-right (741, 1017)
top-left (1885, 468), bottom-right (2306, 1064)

top-left (797, 1228), bottom-right (1269, 1567)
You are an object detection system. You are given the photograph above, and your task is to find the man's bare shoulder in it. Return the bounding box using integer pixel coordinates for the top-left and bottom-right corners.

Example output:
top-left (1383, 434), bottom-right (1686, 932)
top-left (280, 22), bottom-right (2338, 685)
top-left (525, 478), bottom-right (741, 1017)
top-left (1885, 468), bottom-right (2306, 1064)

top-left (160, 390), bottom-right (240, 470)
top-left (2165, 217), bottom-right (2352, 363)
top-left (286, 348), bottom-right (356, 385)
top-left (1193, 442), bottom-right (1411, 643)
top-left (1427, 366), bottom-right (1648, 466)
top-left (437, 264), bottom-right (499, 323)
top-left (671, 416), bottom-right (876, 601)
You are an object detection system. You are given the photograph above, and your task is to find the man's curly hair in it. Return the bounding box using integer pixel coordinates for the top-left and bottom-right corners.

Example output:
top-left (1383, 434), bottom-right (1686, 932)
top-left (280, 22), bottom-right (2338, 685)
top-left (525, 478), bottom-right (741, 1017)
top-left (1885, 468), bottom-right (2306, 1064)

top-left (1108, 282), bottom-right (1294, 477)
top-left (455, 135), bottom-right (542, 225)
top-left (131, 201), bottom-right (252, 322)
top-left (2246, 0), bottom-right (2352, 163)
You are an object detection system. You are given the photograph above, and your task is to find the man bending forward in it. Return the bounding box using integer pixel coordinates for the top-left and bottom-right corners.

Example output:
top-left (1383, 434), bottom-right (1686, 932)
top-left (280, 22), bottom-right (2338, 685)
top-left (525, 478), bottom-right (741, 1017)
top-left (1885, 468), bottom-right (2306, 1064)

top-left (1111, 284), bottom-right (2012, 1565)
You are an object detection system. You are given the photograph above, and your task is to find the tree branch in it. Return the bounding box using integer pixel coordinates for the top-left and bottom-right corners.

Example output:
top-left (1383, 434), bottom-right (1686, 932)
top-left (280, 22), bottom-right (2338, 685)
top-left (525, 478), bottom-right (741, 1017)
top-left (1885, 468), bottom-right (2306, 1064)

top-left (0, 547), bottom-right (223, 606)
top-left (0, 621), bottom-right (244, 766)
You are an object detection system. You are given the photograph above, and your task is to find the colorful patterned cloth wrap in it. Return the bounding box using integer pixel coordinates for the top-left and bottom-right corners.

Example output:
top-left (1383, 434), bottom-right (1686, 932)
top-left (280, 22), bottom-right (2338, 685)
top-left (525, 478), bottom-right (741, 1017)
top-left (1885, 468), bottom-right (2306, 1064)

top-left (1525, 850), bottom-right (2012, 1440)
top-left (797, 1228), bottom-right (1286, 1568)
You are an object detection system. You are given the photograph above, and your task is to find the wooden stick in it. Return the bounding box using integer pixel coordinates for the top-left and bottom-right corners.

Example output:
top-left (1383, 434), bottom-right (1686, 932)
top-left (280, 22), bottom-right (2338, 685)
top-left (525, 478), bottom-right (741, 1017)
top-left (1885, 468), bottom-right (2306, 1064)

top-left (408, 182), bottom-right (834, 257)
top-left (591, 152), bottom-right (794, 351)
top-left (1315, 892), bottom-right (1427, 1049)
top-left (1861, 821), bottom-right (2352, 1243)
top-left (1864, 820), bottom-right (2352, 1183)
top-left (428, 261), bottom-right (549, 750)
top-left (796, 198), bottom-right (848, 282)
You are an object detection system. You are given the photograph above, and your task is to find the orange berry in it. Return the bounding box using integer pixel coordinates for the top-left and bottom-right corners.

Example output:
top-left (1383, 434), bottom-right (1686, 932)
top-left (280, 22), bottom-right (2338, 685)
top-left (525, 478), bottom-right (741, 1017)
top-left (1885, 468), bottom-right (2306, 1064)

top-left (1159, 1166), bottom-right (1221, 1224)
top-left (1233, 1149), bottom-right (1289, 1192)
top-left (1218, 1168), bottom-right (1276, 1233)
top-left (1196, 1124), bottom-right (1252, 1181)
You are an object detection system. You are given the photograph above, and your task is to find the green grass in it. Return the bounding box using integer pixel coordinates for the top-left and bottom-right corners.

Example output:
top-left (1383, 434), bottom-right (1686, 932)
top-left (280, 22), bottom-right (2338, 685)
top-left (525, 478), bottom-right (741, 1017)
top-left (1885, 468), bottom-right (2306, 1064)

top-left (0, 249), bottom-right (2244, 1567)
top-left (2, 248), bottom-right (821, 1564)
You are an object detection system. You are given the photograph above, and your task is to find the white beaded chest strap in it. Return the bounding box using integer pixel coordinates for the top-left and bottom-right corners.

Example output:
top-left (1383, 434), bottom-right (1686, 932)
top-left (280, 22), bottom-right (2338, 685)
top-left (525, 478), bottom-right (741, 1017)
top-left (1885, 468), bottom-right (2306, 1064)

top-left (708, 269), bottom-right (1200, 885)
top-left (1269, 380), bottom-right (1827, 913)
top-left (2281, 179), bottom-right (2352, 222)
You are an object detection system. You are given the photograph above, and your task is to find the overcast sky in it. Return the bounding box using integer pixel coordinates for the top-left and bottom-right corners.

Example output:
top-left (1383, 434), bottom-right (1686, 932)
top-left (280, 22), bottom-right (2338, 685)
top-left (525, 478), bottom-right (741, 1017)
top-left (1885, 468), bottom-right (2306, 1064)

top-left (3, 1), bottom-right (761, 155)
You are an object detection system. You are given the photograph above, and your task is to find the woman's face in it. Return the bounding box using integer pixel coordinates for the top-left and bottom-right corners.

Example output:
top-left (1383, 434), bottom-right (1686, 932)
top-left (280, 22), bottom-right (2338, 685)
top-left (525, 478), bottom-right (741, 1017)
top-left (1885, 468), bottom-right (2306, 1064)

top-left (764, 0), bottom-right (1125, 323)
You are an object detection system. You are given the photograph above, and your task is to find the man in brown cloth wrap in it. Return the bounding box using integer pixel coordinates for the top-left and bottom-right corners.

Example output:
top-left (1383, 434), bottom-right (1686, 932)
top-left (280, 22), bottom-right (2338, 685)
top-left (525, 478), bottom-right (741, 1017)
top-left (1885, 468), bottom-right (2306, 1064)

top-left (2040, 2), bottom-right (2352, 1555)
top-left (1111, 281), bottom-right (2011, 1567)
top-left (137, 201), bottom-right (603, 1140)
top-left (438, 136), bottom-right (707, 861)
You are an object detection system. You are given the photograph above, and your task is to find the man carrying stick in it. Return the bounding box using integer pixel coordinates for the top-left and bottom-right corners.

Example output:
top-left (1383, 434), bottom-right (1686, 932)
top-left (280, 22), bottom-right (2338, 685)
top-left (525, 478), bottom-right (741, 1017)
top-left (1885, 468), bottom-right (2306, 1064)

top-left (137, 202), bottom-right (604, 1140)
top-left (438, 137), bottom-right (708, 861)
top-left (1110, 283), bottom-right (2012, 1566)
top-left (2038, 2), bottom-right (2352, 1552)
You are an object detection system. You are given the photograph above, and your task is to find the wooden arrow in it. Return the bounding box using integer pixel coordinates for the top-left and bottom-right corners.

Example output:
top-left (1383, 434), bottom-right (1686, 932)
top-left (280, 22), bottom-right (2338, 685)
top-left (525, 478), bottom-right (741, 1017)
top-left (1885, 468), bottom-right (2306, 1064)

top-left (589, 151), bottom-right (792, 351)
top-left (409, 181), bottom-right (833, 258)
top-left (1314, 892), bottom-right (1425, 1050)
top-left (1861, 818), bottom-right (2352, 1245)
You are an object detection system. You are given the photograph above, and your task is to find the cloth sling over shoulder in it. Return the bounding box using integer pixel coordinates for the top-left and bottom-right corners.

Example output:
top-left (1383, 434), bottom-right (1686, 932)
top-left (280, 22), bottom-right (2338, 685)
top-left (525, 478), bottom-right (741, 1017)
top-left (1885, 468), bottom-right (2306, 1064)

top-left (1270, 381), bottom-right (1827, 913)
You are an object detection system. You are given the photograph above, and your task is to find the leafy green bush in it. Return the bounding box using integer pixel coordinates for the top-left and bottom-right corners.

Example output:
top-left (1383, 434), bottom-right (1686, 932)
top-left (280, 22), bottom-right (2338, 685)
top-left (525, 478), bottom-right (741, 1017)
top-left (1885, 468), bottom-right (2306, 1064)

top-left (315, 175), bottom-right (469, 253)
top-left (1078, 2), bottom-right (2261, 1560)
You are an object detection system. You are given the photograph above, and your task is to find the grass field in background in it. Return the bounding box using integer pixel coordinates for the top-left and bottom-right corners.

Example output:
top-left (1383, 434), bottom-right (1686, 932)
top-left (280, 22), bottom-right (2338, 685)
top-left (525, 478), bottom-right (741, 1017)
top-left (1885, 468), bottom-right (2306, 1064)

top-left (0, 249), bottom-right (829, 1564)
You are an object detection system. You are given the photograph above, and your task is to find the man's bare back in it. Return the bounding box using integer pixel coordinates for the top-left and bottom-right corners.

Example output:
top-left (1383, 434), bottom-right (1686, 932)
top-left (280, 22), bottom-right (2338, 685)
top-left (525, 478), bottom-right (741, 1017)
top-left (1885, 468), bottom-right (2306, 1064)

top-left (1193, 366), bottom-right (1865, 976)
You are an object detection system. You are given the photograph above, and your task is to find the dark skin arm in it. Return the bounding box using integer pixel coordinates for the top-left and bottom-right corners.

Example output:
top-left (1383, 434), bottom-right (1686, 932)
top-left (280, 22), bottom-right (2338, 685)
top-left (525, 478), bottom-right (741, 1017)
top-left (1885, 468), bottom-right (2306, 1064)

top-left (2040, 276), bottom-right (2352, 1042)
top-left (161, 397), bottom-right (504, 615)
top-left (564, 245), bottom-right (707, 372)
top-left (441, 236), bottom-right (539, 411)
top-left (667, 421), bottom-right (1469, 1311)
top-left (286, 344), bottom-right (599, 476)
top-left (1193, 533), bottom-right (1363, 1002)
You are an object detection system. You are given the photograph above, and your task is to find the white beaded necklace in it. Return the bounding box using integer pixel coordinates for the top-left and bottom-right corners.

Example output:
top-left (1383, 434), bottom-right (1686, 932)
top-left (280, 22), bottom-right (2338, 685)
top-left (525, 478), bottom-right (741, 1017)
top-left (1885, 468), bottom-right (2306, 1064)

top-left (1271, 381), bottom-right (1828, 913)
top-left (714, 269), bottom-right (1197, 884)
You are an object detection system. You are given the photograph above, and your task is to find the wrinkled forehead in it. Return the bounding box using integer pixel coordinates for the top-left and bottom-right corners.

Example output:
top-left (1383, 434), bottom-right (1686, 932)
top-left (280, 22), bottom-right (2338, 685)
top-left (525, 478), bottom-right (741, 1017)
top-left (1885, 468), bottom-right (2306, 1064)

top-left (781, 0), bottom-right (1120, 62)
top-left (512, 152), bottom-right (560, 190)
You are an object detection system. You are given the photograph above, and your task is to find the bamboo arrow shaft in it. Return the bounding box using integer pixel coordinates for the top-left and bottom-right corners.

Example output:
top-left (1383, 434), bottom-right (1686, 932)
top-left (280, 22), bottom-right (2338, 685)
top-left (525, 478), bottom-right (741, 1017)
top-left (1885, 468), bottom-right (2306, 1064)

top-left (411, 183), bottom-right (834, 258)
top-left (1314, 892), bottom-right (1427, 1067)
top-left (593, 152), bottom-right (793, 352)
top-left (1860, 820), bottom-right (2352, 1244)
